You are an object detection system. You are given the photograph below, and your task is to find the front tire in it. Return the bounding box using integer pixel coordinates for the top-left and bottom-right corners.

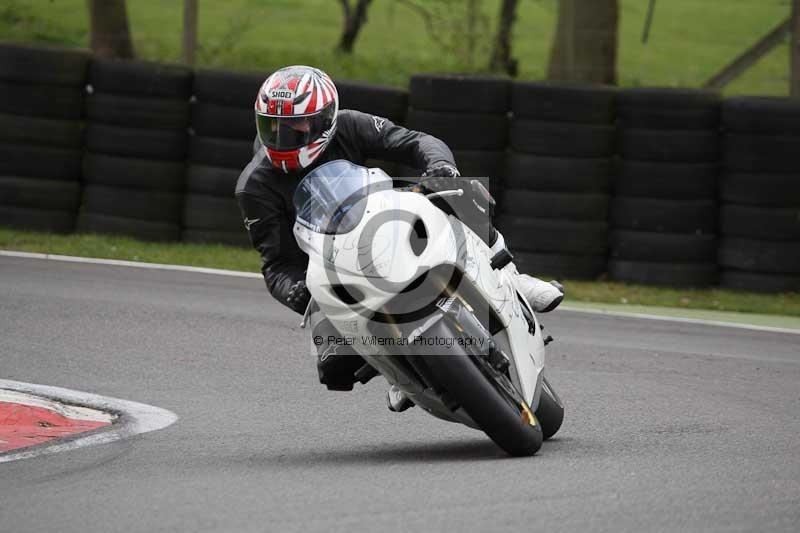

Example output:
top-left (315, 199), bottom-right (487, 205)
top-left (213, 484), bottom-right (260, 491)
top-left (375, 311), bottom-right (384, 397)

top-left (535, 375), bottom-right (564, 440)
top-left (424, 350), bottom-right (543, 457)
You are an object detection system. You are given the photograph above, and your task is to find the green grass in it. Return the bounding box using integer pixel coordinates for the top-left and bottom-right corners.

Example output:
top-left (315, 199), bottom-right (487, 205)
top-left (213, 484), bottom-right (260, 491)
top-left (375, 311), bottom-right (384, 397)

top-left (2, 228), bottom-right (798, 317)
top-left (563, 279), bottom-right (800, 317)
top-left (0, 228), bottom-right (261, 273)
top-left (0, 0), bottom-right (794, 95)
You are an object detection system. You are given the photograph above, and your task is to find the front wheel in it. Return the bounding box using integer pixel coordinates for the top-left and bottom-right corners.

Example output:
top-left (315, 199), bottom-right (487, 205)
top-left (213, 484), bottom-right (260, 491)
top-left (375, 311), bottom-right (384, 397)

top-left (535, 375), bottom-right (564, 440)
top-left (403, 302), bottom-right (543, 456)
top-left (424, 351), bottom-right (543, 456)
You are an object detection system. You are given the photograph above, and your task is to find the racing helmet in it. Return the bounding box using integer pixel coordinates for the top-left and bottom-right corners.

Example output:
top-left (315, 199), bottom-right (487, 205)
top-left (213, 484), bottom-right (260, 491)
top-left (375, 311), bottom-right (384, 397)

top-left (255, 66), bottom-right (339, 173)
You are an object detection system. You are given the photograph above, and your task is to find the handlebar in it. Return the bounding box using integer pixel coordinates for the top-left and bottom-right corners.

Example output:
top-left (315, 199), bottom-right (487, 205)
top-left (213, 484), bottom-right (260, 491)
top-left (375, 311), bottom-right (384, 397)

top-left (425, 189), bottom-right (464, 200)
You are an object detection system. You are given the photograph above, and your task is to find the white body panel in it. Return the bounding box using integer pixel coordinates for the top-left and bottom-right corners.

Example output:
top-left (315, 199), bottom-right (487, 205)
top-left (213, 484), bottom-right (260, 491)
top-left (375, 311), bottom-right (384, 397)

top-left (294, 168), bottom-right (546, 423)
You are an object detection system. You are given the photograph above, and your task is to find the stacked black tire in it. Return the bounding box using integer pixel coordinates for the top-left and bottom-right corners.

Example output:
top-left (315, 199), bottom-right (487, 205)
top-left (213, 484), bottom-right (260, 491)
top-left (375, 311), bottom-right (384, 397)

top-left (0, 44), bottom-right (89, 233)
top-left (336, 79), bottom-right (408, 177)
top-left (405, 74), bottom-right (509, 198)
top-left (718, 97), bottom-right (800, 292)
top-left (500, 82), bottom-right (616, 279)
top-left (79, 59), bottom-right (192, 241)
top-left (185, 69), bottom-right (265, 246)
top-left (337, 79), bottom-right (408, 125)
top-left (610, 89), bottom-right (720, 287)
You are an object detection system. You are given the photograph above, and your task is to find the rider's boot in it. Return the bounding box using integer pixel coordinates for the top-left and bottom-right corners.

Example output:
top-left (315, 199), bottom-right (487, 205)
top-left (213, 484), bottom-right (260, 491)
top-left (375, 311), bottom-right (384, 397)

top-left (517, 277), bottom-right (564, 313)
top-left (490, 230), bottom-right (564, 313)
top-left (317, 344), bottom-right (368, 391)
top-left (386, 385), bottom-right (414, 412)
top-left (312, 314), bottom-right (368, 391)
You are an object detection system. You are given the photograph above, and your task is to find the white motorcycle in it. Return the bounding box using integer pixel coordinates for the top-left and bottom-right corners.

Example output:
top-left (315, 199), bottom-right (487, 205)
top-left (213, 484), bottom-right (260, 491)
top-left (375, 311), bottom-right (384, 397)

top-left (293, 160), bottom-right (563, 456)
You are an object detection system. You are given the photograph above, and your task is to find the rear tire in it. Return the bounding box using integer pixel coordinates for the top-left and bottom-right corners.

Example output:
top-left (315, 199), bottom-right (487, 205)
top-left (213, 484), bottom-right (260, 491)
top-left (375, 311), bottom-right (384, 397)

top-left (535, 376), bottom-right (564, 440)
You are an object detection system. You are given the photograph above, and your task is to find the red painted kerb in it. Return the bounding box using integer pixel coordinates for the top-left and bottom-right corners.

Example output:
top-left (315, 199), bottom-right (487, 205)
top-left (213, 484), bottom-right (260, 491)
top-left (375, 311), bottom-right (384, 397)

top-left (0, 401), bottom-right (111, 453)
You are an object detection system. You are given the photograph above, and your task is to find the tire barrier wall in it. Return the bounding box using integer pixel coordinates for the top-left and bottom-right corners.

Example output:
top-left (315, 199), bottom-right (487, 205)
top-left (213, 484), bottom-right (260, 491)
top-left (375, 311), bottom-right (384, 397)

top-left (718, 97), bottom-right (800, 292)
top-left (186, 68), bottom-right (264, 247)
top-left (405, 74), bottom-right (509, 201)
top-left (501, 82), bottom-right (616, 279)
top-left (78, 58), bottom-right (193, 241)
top-left (339, 78), bottom-right (408, 181)
top-left (0, 44), bottom-right (89, 233)
top-left (1, 43), bottom-right (798, 292)
top-left (610, 88), bottom-right (721, 287)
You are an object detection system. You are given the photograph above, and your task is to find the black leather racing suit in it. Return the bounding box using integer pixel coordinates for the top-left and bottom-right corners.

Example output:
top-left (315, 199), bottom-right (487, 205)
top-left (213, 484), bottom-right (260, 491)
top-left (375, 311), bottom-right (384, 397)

top-left (235, 109), bottom-right (456, 314)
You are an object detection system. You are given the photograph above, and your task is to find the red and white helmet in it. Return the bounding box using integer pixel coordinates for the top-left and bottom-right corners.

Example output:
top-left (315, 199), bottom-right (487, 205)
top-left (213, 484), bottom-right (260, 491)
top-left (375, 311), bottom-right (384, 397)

top-left (255, 65), bottom-right (339, 173)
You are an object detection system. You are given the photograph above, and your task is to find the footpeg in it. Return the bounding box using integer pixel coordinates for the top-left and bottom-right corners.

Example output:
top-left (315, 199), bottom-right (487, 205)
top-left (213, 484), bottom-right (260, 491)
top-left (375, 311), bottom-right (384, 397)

top-left (540, 323), bottom-right (555, 345)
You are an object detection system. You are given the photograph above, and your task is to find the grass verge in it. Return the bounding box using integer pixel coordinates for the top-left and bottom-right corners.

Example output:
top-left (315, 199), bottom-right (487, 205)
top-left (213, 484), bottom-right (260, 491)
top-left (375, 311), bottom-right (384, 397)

top-left (0, 228), bottom-right (261, 273)
top-left (0, 0), bottom-right (793, 95)
top-left (2, 228), bottom-right (798, 317)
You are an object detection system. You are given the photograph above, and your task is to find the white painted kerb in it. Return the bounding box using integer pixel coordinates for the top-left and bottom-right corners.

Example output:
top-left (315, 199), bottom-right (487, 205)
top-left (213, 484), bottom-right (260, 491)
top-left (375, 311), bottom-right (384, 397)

top-left (0, 389), bottom-right (115, 423)
top-left (0, 380), bottom-right (178, 464)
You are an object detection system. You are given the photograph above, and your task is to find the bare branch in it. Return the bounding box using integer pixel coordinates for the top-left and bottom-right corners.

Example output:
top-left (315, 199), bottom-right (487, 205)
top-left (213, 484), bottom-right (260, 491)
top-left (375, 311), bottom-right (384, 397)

top-left (792, 0), bottom-right (800, 96)
top-left (489, 0), bottom-right (519, 75)
top-left (395, 0), bottom-right (460, 57)
top-left (704, 18), bottom-right (790, 90)
top-left (338, 0), bottom-right (373, 53)
top-left (338, 0), bottom-right (351, 20)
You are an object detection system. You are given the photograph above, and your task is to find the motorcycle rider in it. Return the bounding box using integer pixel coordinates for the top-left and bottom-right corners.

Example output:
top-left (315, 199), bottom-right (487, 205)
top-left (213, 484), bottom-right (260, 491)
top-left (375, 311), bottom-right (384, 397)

top-left (236, 65), bottom-right (563, 408)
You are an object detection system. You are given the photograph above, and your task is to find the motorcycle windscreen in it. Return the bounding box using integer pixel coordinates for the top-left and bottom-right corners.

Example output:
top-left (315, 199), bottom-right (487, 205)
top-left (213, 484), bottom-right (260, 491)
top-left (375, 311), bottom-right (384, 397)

top-left (293, 160), bottom-right (391, 235)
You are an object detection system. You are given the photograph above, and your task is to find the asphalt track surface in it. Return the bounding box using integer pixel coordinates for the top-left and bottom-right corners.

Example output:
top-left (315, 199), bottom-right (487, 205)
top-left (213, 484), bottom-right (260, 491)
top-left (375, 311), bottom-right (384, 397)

top-left (1, 255), bottom-right (799, 532)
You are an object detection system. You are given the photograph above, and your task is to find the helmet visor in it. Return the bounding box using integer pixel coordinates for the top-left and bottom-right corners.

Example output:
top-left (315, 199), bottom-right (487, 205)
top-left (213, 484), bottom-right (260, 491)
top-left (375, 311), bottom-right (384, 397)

top-left (256, 105), bottom-right (335, 151)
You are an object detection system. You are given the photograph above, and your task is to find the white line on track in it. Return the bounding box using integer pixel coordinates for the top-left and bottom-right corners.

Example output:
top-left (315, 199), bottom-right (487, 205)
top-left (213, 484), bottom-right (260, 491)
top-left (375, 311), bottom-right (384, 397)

top-left (0, 379), bottom-right (177, 464)
top-left (558, 306), bottom-right (800, 336)
top-left (2, 249), bottom-right (798, 335)
top-left (0, 250), bottom-right (261, 279)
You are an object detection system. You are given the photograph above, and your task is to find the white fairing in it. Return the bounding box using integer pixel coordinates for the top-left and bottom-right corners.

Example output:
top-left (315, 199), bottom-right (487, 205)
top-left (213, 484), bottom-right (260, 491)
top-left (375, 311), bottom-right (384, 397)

top-left (294, 166), bottom-right (545, 417)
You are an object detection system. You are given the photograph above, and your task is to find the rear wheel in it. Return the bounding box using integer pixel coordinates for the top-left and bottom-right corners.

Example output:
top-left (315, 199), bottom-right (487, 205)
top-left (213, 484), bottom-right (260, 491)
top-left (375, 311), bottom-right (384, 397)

top-left (535, 376), bottom-right (564, 440)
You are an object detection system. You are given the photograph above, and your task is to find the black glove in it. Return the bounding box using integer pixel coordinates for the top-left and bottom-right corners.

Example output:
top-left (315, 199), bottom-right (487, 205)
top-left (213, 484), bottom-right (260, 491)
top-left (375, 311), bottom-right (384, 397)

top-left (418, 163), bottom-right (461, 194)
top-left (423, 162), bottom-right (460, 178)
top-left (420, 171), bottom-right (497, 245)
top-left (286, 279), bottom-right (311, 314)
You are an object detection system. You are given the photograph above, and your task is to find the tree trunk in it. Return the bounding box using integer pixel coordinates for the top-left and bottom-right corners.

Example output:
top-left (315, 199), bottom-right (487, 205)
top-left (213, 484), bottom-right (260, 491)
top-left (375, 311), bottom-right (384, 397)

top-left (182, 0), bottom-right (198, 66)
top-left (338, 0), bottom-right (373, 54)
top-left (791, 0), bottom-right (800, 97)
top-left (87, 0), bottom-right (135, 59)
top-left (489, 0), bottom-right (519, 75)
top-left (466, 0), bottom-right (478, 68)
top-left (548, 0), bottom-right (618, 84)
